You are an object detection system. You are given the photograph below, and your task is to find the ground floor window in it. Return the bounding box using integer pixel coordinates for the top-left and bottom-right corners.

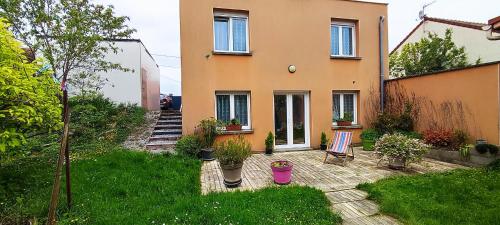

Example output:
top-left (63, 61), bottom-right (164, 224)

top-left (333, 92), bottom-right (358, 125)
top-left (215, 92), bottom-right (251, 129)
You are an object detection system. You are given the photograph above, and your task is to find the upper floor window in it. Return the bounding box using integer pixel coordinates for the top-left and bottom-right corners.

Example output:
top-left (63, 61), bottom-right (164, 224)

top-left (216, 92), bottom-right (251, 129)
top-left (331, 21), bottom-right (356, 57)
top-left (214, 12), bottom-right (249, 53)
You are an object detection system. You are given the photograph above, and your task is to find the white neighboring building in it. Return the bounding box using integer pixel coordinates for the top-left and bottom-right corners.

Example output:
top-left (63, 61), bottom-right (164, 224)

top-left (391, 16), bottom-right (500, 64)
top-left (72, 39), bottom-right (160, 111)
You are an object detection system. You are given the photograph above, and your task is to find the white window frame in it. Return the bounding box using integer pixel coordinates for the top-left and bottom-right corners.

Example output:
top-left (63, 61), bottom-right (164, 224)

top-left (215, 92), bottom-right (251, 130)
top-left (213, 12), bottom-right (249, 53)
top-left (333, 92), bottom-right (358, 125)
top-left (331, 21), bottom-right (356, 57)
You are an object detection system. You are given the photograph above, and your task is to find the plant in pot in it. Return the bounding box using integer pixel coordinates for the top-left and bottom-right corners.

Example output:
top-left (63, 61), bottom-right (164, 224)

top-left (360, 129), bottom-right (379, 151)
top-left (195, 118), bottom-right (219, 161)
top-left (225, 118), bottom-right (242, 131)
top-left (214, 135), bottom-right (252, 188)
top-left (265, 132), bottom-right (274, 155)
top-left (320, 132), bottom-right (328, 150)
top-left (335, 112), bottom-right (353, 126)
top-left (271, 160), bottom-right (293, 185)
top-left (375, 133), bottom-right (430, 170)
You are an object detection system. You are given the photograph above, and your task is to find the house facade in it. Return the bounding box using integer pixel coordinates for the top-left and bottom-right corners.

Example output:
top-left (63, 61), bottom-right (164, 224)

top-left (70, 39), bottom-right (161, 111)
top-left (180, 0), bottom-right (388, 151)
top-left (391, 16), bottom-right (500, 64)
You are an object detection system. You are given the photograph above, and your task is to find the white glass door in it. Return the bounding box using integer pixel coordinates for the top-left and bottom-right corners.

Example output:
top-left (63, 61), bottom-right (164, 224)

top-left (274, 93), bottom-right (310, 149)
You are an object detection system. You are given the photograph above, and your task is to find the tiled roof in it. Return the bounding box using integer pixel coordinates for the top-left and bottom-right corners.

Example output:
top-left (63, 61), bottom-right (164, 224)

top-left (391, 16), bottom-right (489, 55)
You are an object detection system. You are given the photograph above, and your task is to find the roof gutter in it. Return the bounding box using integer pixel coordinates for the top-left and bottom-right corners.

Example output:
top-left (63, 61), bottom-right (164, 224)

top-left (379, 16), bottom-right (385, 112)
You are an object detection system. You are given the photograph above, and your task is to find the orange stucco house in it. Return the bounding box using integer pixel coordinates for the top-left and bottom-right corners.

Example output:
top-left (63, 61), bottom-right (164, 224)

top-left (180, 0), bottom-right (388, 151)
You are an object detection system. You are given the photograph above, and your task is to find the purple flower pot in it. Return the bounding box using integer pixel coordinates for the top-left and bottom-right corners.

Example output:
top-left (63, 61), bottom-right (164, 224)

top-left (271, 160), bottom-right (293, 185)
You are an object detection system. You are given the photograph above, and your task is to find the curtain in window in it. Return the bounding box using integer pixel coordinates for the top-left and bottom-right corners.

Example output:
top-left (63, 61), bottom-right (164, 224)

top-left (342, 26), bottom-right (353, 56)
top-left (234, 95), bottom-right (248, 126)
top-left (214, 18), bottom-right (229, 51)
top-left (343, 94), bottom-right (354, 122)
top-left (331, 26), bottom-right (340, 55)
top-left (232, 18), bottom-right (247, 52)
top-left (333, 94), bottom-right (340, 121)
top-left (216, 95), bottom-right (230, 123)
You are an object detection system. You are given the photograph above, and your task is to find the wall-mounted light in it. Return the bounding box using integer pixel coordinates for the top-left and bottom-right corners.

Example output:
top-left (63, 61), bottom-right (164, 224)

top-left (288, 65), bottom-right (296, 73)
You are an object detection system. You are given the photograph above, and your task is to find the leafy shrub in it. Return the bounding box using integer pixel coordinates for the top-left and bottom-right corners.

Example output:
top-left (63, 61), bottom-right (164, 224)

top-left (397, 103), bottom-right (414, 132)
top-left (195, 118), bottom-right (219, 148)
top-left (265, 132), bottom-right (274, 150)
top-left (423, 129), bottom-right (453, 148)
top-left (372, 113), bottom-right (399, 134)
top-left (475, 144), bottom-right (499, 155)
top-left (69, 94), bottom-right (145, 145)
top-left (400, 131), bottom-right (423, 139)
top-left (214, 136), bottom-right (252, 166)
top-left (451, 130), bottom-right (469, 151)
top-left (175, 135), bottom-right (201, 157)
top-left (360, 129), bottom-right (380, 140)
top-left (459, 144), bottom-right (473, 161)
top-left (375, 133), bottom-right (430, 165)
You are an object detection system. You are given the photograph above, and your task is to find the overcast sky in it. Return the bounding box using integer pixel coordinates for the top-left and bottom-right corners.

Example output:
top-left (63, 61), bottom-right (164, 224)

top-left (95, 0), bottom-right (499, 95)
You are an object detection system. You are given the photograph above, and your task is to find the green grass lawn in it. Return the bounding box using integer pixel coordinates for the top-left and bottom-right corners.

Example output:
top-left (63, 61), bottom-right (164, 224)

top-left (358, 167), bottom-right (500, 225)
top-left (1, 149), bottom-right (341, 224)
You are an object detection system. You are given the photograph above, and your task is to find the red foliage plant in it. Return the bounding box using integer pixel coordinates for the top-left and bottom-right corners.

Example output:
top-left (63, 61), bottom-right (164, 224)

top-left (423, 129), bottom-right (453, 148)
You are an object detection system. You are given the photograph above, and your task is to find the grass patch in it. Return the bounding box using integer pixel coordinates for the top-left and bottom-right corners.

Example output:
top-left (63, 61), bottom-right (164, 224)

top-left (1, 150), bottom-right (340, 224)
top-left (358, 168), bottom-right (500, 225)
top-left (1, 94), bottom-right (340, 224)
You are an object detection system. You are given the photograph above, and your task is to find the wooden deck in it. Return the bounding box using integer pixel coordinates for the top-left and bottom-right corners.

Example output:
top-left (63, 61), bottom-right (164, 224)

top-left (201, 148), bottom-right (464, 224)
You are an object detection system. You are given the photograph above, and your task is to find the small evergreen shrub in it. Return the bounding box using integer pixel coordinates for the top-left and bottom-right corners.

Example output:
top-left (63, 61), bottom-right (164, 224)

top-left (265, 132), bottom-right (274, 150)
top-left (320, 132), bottom-right (328, 145)
top-left (360, 129), bottom-right (380, 140)
top-left (475, 144), bottom-right (498, 154)
top-left (175, 135), bottom-right (201, 157)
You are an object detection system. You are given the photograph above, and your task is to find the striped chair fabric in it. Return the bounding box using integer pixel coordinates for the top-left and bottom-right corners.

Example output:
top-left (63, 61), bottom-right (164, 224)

top-left (328, 132), bottom-right (353, 154)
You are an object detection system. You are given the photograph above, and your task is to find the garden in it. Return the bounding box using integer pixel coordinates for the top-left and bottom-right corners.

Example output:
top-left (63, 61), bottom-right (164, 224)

top-left (0, 95), bottom-right (341, 225)
top-left (354, 90), bottom-right (500, 225)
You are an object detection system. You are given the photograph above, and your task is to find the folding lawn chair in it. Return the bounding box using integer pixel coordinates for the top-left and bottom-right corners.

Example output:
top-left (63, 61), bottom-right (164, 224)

top-left (323, 131), bottom-right (355, 166)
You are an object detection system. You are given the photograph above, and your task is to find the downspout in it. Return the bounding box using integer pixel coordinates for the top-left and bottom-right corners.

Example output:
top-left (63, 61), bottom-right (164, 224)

top-left (379, 16), bottom-right (385, 112)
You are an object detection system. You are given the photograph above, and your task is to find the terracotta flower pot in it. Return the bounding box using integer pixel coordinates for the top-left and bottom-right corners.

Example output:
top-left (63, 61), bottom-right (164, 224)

top-left (336, 121), bottom-right (352, 126)
top-left (271, 161), bottom-right (293, 185)
top-left (220, 162), bottom-right (243, 188)
top-left (226, 124), bottom-right (242, 131)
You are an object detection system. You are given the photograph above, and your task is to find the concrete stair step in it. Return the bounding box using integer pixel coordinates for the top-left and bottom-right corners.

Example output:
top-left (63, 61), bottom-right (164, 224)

top-left (157, 121), bottom-right (182, 125)
top-left (154, 124), bottom-right (182, 130)
top-left (146, 141), bottom-right (176, 150)
top-left (153, 129), bottom-right (182, 135)
top-left (159, 116), bottom-right (182, 120)
top-left (149, 134), bottom-right (182, 141)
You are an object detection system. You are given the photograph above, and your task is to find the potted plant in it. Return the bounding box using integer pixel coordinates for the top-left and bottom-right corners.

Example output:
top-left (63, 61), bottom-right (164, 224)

top-left (271, 160), bottom-right (293, 185)
top-left (375, 133), bottom-right (430, 170)
top-left (195, 118), bottom-right (219, 161)
top-left (320, 132), bottom-right (328, 150)
top-left (265, 132), bottom-right (274, 155)
top-left (360, 129), bottom-right (379, 151)
top-left (335, 112), bottom-right (353, 126)
top-left (225, 118), bottom-right (242, 131)
top-left (214, 136), bottom-right (252, 188)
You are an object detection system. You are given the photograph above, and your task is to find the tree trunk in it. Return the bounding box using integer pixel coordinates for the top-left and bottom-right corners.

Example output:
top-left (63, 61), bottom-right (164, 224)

top-left (47, 88), bottom-right (71, 225)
